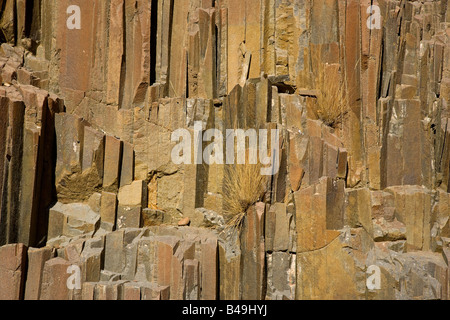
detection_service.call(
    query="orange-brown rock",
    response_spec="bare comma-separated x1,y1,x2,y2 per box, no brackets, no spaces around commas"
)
0,0,449,302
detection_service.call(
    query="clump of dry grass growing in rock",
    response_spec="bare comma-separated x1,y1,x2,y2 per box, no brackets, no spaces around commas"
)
223,160,268,233
312,60,348,128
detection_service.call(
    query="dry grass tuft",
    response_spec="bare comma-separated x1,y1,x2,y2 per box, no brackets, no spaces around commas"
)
223,159,268,233
312,60,348,128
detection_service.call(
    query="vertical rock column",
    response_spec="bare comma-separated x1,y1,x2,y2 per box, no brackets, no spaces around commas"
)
0,93,25,246
240,202,266,300
0,244,28,300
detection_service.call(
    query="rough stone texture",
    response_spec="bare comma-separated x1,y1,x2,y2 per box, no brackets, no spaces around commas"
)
0,0,449,301
39,257,72,300
240,203,265,300
0,244,27,300
47,202,100,242
24,247,54,300
103,135,122,193
100,192,117,231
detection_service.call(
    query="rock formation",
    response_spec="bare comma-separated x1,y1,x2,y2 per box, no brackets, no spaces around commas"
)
0,0,449,300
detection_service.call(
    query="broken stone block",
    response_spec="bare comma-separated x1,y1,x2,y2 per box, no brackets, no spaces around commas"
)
195,9,217,99
55,113,97,201
17,67,37,86
120,141,134,188
103,135,122,192
203,193,224,215
265,205,276,252
345,188,373,237
68,286,82,301
295,178,341,253
80,247,103,283
87,192,102,214
1,64,17,83
154,236,180,294
386,186,432,251
193,208,225,230
47,208,64,243
141,282,170,300
170,239,196,300
308,136,324,185
116,180,146,229
142,208,164,227
135,237,157,283
240,202,265,300
337,148,348,179
24,247,55,300
325,178,345,230
395,84,417,99
81,282,96,300
373,217,407,242
266,252,296,300
118,180,146,207
64,239,85,264
322,142,339,179
0,96,25,246
105,0,124,105
121,0,152,107
47,202,100,242
123,282,141,300
121,229,145,281
55,0,97,94
381,251,449,300
117,206,142,230
295,185,326,252
200,237,218,300
288,132,307,192
184,259,200,300
40,258,72,300
272,203,289,252
95,281,126,300
385,99,432,188
218,234,241,300
104,230,124,274
296,236,362,300
0,244,27,300
82,126,105,179
100,191,117,231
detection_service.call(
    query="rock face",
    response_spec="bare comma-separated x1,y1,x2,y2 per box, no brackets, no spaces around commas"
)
0,0,449,300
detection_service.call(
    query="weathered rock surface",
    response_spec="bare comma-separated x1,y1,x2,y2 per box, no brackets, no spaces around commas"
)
0,0,449,300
